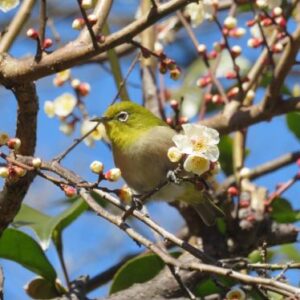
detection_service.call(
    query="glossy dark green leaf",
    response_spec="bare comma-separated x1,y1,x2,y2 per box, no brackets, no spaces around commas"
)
219,135,250,176
0,229,56,282
219,135,234,175
271,198,300,223
110,253,166,294
25,277,64,299
194,277,235,297
13,197,88,249
286,112,300,141
248,249,274,263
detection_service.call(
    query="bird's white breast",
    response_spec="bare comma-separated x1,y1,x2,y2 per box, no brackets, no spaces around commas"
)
113,126,176,194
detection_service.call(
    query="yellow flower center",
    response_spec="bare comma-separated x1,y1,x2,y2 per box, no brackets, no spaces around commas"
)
191,137,207,152
190,156,209,171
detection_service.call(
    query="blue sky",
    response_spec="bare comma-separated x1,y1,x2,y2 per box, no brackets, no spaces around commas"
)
0,1,299,299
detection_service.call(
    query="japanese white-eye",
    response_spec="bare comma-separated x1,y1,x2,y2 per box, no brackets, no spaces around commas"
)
93,101,222,225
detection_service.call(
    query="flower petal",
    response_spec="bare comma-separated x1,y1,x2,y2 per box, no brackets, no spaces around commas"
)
183,155,210,176
172,134,193,153
203,145,220,162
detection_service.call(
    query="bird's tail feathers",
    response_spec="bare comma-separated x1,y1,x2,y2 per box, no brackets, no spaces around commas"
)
191,191,223,226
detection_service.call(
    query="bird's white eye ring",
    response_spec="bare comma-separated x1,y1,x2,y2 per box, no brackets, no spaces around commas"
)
117,111,129,122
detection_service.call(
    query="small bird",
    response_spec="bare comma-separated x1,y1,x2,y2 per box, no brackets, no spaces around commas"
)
93,101,221,225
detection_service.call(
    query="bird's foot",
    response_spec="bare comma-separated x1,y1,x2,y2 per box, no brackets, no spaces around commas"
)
121,195,143,221
167,170,181,185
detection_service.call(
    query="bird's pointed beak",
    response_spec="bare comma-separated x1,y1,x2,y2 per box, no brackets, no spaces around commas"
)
90,116,110,123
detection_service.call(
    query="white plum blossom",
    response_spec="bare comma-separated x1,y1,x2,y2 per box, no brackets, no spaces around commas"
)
226,287,246,300
185,0,215,28
169,124,220,176
53,93,77,117
81,119,104,147
173,124,220,162
183,155,210,176
44,101,55,118
90,160,104,174
0,132,9,145
0,0,19,12
167,147,183,163
59,122,74,136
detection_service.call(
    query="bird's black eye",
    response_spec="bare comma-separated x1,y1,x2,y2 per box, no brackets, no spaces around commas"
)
117,111,129,122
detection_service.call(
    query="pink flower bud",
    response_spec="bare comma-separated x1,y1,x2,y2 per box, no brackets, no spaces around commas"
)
225,71,237,79
78,82,91,96
43,38,53,49
247,38,263,48
63,185,77,197
207,50,218,60
197,44,207,54
227,186,239,196
7,138,21,150
170,99,179,110
87,14,97,25
231,45,242,57
246,19,256,27
105,168,121,181
275,16,286,28
72,18,85,30
26,28,39,39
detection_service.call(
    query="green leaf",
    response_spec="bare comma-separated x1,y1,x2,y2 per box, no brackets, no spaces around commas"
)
110,253,166,294
25,277,65,299
219,135,234,175
286,112,300,141
0,229,56,282
271,198,300,223
248,249,274,263
280,244,300,262
219,135,250,176
194,277,235,297
13,197,88,249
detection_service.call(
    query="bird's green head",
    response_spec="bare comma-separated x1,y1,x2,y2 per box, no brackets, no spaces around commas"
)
96,101,167,149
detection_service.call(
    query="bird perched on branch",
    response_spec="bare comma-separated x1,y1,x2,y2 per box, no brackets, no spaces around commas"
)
92,101,222,225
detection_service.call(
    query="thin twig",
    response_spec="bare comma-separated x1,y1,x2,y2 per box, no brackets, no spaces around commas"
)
111,53,140,104
76,0,99,50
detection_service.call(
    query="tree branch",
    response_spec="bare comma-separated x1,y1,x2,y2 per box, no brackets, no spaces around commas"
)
0,0,36,53
201,97,300,135
0,82,38,234
0,0,194,85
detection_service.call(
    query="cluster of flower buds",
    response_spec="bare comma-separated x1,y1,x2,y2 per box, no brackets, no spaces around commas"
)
197,43,220,61
0,133,21,151
72,14,98,30
71,79,91,97
165,99,189,128
26,28,53,50
90,160,122,182
0,165,27,180
246,6,287,53
72,0,98,32
222,16,247,40
45,68,94,140
158,56,181,81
